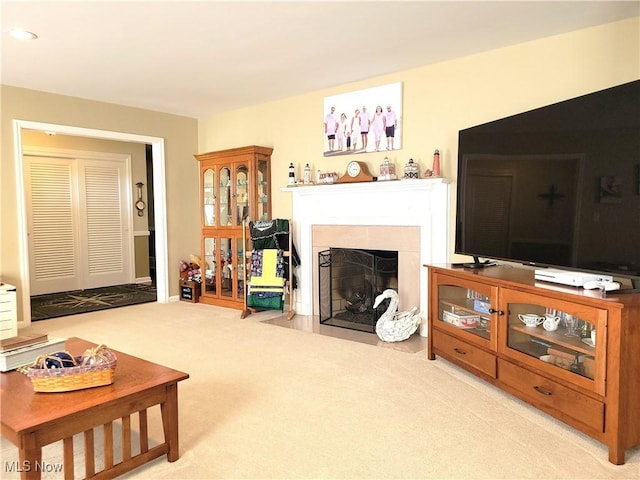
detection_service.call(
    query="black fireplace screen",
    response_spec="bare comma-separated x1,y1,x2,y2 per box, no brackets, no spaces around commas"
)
318,248,398,333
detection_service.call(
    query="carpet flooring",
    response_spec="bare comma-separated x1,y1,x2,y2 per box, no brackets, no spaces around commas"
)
30,284,157,321
3,303,639,479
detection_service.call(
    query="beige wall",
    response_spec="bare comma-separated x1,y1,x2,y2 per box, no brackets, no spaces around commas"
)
134,236,151,279
197,18,640,262
2,18,638,321
1,87,199,319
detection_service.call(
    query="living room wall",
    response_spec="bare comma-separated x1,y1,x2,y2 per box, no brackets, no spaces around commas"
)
2,17,637,323
0,87,198,321
197,17,639,263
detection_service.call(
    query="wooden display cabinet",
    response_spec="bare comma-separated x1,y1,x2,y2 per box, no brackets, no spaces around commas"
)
426,264,640,465
195,146,272,309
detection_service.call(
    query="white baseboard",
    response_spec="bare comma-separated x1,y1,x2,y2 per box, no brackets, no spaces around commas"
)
135,276,152,284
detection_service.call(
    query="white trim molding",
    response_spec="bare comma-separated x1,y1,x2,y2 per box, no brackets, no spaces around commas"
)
13,120,169,326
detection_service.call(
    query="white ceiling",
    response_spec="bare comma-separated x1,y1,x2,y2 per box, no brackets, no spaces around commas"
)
2,1,638,119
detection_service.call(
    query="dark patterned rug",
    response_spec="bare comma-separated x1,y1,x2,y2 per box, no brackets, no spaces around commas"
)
31,284,157,321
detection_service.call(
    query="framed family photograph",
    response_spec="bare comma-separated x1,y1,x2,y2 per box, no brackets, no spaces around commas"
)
323,82,403,157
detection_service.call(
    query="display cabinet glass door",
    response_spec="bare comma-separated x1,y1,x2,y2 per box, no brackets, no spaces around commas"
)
219,236,234,298
236,164,249,225
256,159,270,222
203,168,215,227
203,237,218,295
219,167,232,226
435,278,494,344
216,235,245,301
236,237,246,300
203,235,244,302
500,289,606,394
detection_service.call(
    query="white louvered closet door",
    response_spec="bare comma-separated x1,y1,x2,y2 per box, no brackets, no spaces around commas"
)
26,156,131,295
26,157,80,295
78,159,131,289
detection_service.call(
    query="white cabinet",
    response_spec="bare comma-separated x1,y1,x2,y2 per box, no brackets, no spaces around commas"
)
0,284,18,340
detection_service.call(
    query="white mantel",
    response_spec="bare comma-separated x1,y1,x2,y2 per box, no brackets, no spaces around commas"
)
283,178,450,333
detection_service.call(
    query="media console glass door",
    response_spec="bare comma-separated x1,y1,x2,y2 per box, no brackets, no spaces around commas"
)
498,289,606,396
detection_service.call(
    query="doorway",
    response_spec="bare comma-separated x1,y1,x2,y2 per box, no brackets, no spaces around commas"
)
13,120,169,326
146,144,157,284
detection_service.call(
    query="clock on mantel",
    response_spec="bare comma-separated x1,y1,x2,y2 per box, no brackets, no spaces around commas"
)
337,161,376,183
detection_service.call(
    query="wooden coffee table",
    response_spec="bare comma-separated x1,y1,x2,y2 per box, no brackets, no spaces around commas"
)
1,337,189,479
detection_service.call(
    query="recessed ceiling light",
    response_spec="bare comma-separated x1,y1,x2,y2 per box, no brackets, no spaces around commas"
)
10,29,38,41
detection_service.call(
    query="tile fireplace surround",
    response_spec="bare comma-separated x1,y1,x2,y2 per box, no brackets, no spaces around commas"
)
284,178,449,336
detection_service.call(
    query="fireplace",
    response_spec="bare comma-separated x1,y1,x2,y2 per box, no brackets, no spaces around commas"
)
318,248,398,332
284,178,449,336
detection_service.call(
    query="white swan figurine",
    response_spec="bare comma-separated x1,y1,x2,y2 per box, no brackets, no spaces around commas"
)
373,289,421,342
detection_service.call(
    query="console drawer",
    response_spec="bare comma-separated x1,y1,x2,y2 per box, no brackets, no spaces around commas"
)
0,288,17,339
498,359,604,433
433,331,496,378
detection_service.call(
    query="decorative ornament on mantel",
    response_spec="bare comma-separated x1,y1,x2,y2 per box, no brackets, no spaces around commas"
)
336,161,375,183
288,163,296,185
378,157,396,181
432,149,441,176
403,158,419,179
303,163,311,184
424,149,441,178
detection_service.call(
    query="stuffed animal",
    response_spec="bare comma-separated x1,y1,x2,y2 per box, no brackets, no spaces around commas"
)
179,258,201,281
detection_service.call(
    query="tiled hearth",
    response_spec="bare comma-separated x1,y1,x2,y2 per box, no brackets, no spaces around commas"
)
284,178,449,335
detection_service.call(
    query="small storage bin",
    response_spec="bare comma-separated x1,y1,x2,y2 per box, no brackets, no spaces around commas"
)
442,308,480,329
180,280,200,303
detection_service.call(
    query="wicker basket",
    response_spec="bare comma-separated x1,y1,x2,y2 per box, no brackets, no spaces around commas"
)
26,345,117,393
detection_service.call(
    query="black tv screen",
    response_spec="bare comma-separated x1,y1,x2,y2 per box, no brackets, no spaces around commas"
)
455,80,640,283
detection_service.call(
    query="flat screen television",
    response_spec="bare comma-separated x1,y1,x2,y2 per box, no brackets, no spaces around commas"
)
455,80,640,287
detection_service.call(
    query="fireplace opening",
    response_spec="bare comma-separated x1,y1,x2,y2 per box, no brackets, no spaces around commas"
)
318,248,398,332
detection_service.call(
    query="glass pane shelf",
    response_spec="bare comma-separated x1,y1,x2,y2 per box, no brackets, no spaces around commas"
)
509,324,594,356
507,307,596,381
438,296,491,340
440,298,489,316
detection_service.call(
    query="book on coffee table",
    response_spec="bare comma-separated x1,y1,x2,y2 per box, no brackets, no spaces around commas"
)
0,337,66,372
0,333,48,352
